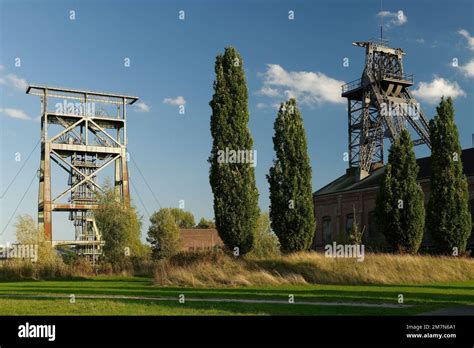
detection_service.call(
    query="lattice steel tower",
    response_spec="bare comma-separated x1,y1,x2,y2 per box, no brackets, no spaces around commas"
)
27,85,138,261
341,40,431,180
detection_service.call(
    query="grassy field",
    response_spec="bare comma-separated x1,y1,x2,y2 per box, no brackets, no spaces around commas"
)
1,253,473,315
0,276,472,315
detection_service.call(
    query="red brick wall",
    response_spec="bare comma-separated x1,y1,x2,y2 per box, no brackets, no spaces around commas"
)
313,175,474,249
179,229,223,251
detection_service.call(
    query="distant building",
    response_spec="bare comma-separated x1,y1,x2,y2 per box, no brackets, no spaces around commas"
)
179,229,223,251
312,148,474,250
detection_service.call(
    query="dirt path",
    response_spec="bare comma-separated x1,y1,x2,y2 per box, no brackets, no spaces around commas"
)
0,293,411,308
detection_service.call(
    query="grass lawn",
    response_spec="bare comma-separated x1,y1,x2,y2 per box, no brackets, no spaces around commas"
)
0,276,472,315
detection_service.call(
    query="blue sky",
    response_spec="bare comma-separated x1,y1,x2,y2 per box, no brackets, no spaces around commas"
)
1,0,473,243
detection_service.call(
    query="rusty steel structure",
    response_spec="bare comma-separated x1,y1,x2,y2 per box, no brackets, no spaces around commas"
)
341,39,431,180
27,85,138,261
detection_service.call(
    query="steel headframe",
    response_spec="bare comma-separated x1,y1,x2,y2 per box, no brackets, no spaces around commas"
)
27,85,138,261
341,40,431,180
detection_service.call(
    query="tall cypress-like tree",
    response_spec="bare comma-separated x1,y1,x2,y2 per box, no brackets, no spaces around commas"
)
375,129,425,253
208,47,259,255
426,97,472,254
267,99,315,253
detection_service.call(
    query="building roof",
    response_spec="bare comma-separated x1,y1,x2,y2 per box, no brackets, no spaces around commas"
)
314,147,474,197
179,228,223,250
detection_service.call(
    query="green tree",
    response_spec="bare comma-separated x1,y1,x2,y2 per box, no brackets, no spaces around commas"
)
375,130,425,253
196,217,216,229
14,214,38,245
14,214,62,264
94,185,145,263
426,97,472,254
267,99,315,253
208,47,260,255
147,209,181,259
248,212,280,258
168,208,195,228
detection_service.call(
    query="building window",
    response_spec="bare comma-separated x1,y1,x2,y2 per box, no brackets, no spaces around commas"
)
368,211,376,239
470,200,474,227
469,200,474,244
346,213,354,234
322,216,332,244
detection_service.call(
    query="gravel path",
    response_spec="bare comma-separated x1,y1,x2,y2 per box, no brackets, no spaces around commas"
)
0,293,411,308
418,305,474,316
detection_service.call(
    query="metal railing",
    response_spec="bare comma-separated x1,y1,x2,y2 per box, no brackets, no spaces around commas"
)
381,72,414,83
341,78,362,93
341,73,414,94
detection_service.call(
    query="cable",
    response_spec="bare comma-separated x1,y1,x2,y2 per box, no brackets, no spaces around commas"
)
129,154,163,209
0,139,40,199
129,176,151,220
1,168,38,236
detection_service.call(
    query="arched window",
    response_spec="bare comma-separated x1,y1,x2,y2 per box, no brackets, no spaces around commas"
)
322,216,332,244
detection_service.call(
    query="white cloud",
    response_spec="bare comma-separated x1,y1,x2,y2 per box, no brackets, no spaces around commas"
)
134,101,150,113
412,77,465,104
258,64,345,107
458,59,474,78
257,86,280,97
256,102,267,109
163,96,186,106
0,65,4,71
458,29,474,50
0,73,28,91
0,108,31,121
415,38,425,44
377,10,407,28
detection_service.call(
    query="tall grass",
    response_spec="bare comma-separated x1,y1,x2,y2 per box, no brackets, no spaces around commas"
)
3,250,473,285
154,251,474,287
0,259,72,281
0,256,156,281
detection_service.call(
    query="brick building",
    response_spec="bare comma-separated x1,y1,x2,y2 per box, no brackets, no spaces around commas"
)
312,148,474,250
179,229,223,251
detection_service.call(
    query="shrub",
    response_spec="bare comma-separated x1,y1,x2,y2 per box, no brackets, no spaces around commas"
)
248,213,280,258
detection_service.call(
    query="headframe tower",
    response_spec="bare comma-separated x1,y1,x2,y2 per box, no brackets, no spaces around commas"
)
27,85,138,261
341,39,431,180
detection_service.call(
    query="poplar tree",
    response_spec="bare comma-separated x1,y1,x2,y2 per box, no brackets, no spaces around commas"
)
208,47,259,255
267,99,315,252
375,129,425,253
426,97,472,254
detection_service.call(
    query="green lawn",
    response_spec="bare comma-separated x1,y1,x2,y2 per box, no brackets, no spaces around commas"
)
0,277,472,315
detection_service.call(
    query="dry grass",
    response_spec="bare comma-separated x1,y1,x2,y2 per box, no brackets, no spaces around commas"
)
0,259,73,281
154,250,474,287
